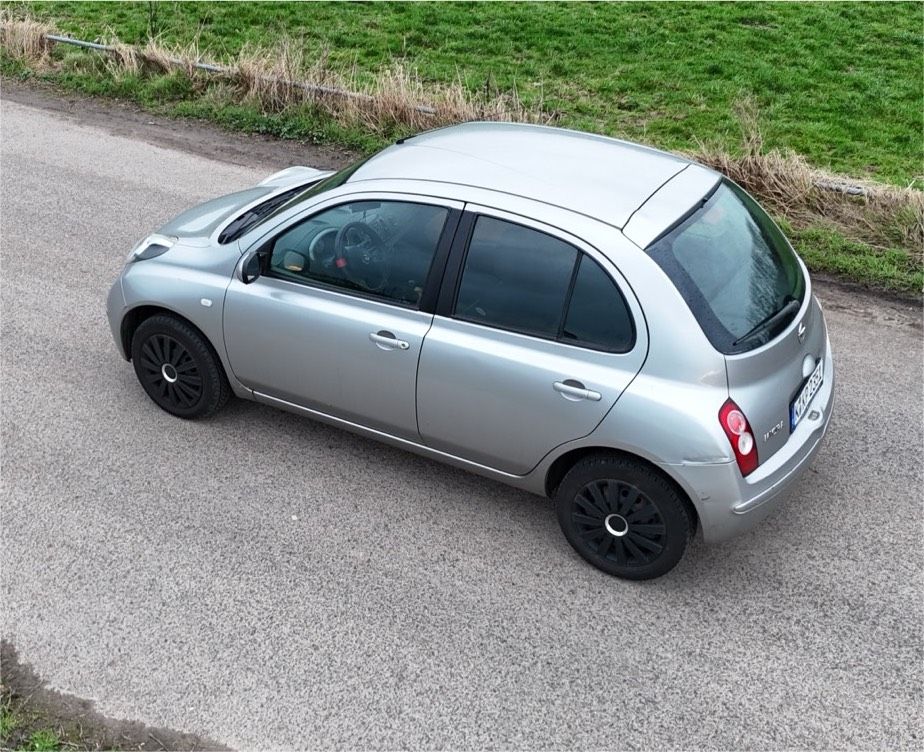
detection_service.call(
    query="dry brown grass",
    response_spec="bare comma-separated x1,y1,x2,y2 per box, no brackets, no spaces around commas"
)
689,99,924,255
1,14,920,261
230,38,551,132
0,14,52,67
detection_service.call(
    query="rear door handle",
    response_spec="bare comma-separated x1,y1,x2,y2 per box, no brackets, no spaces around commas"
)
369,330,410,351
553,380,602,402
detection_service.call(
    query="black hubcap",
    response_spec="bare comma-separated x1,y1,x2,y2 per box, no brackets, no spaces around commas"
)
139,334,202,409
572,479,666,566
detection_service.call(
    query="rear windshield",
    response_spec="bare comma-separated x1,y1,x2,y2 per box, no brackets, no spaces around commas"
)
646,180,805,354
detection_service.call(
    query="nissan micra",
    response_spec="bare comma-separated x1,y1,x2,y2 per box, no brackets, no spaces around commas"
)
107,122,834,579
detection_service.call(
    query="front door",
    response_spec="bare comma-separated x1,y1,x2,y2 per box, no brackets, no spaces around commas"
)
223,196,458,439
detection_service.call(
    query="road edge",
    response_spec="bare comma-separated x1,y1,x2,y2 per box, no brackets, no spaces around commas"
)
2,74,921,317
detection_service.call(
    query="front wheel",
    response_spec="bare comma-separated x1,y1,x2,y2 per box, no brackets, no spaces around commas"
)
131,314,231,419
555,454,692,580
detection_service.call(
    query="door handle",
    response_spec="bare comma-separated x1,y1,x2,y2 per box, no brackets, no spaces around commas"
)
553,380,602,402
369,331,410,351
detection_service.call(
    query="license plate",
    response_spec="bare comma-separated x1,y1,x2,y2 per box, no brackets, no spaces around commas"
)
790,358,824,431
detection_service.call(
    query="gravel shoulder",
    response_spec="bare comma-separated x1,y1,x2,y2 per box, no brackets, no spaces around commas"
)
0,77,355,173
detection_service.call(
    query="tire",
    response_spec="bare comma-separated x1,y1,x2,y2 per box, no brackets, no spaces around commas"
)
130,314,231,419
555,454,692,580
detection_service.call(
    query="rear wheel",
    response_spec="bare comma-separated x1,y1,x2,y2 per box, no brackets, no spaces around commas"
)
131,314,231,419
555,454,692,580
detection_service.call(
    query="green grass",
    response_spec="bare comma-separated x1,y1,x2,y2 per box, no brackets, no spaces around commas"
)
1,690,61,752
1,694,19,740
13,1,924,186
23,729,61,752
788,226,923,293
2,2,921,294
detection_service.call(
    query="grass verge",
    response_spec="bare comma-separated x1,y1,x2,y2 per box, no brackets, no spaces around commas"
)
12,0,923,186
2,683,68,752
1,8,921,294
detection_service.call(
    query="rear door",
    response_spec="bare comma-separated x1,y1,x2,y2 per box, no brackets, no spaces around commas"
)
417,208,647,475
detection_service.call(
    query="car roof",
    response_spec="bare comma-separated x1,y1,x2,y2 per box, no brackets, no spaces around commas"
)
346,122,692,228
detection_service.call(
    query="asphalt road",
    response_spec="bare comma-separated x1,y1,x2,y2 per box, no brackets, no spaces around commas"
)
1,91,922,750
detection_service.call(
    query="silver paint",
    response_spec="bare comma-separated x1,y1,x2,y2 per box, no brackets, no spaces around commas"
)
106,122,834,550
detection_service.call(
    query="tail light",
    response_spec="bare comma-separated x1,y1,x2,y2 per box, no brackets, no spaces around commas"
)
719,399,759,476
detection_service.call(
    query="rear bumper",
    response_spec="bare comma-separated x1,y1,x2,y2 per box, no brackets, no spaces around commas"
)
666,336,835,543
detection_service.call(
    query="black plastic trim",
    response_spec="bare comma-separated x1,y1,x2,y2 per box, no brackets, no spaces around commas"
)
556,255,583,339
435,211,476,317
418,208,462,314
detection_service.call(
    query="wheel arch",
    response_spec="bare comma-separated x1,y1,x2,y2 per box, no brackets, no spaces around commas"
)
121,304,180,360
544,446,700,532
121,305,220,367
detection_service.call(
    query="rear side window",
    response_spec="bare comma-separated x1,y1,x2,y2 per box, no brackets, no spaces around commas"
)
562,256,634,352
454,216,635,352
455,217,577,337
646,180,805,354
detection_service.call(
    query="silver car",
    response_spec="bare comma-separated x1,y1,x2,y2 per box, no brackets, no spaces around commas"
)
107,123,834,579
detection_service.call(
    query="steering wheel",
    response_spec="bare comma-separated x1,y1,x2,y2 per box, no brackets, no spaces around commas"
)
334,221,388,292
308,226,338,263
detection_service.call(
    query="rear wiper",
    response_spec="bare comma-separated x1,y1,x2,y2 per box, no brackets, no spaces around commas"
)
732,297,800,347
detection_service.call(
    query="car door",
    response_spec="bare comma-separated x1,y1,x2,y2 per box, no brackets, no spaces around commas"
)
223,194,462,439
416,208,647,475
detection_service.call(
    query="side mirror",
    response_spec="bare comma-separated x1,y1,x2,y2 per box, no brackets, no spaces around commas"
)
241,251,262,284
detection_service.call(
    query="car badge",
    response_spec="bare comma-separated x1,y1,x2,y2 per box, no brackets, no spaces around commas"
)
797,321,807,343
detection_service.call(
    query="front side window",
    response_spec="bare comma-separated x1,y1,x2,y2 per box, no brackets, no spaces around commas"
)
268,200,449,307
454,216,635,352
646,180,806,354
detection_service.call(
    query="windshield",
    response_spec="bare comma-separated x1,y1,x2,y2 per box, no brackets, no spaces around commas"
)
646,180,805,354
239,156,372,241
217,184,307,244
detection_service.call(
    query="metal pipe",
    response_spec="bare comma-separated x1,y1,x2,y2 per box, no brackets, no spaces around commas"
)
42,33,437,116
37,33,888,186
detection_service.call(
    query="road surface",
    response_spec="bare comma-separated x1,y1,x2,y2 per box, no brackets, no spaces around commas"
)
1,88,922,750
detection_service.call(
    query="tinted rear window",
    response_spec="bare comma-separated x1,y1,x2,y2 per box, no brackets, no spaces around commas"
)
454,216,635,352
455,217,577,337
646,180,805,354
562,256,634,352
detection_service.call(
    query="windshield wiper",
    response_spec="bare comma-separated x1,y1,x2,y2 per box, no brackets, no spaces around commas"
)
732,297,800,348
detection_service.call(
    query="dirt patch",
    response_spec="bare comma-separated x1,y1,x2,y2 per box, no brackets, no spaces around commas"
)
0,76,356,173
1,640,229,751
813,275,922,331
